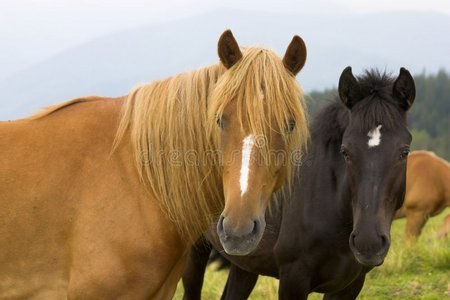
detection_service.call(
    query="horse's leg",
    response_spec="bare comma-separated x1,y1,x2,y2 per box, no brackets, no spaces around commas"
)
278,262,310,300
405,209,428,241
220,265,259,300
182,237,212,300
322,273,366,300
152,252,189,300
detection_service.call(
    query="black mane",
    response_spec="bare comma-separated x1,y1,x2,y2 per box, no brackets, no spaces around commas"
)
310,101,349,145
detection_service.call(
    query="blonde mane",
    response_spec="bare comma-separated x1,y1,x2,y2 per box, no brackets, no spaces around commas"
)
114,47,308,243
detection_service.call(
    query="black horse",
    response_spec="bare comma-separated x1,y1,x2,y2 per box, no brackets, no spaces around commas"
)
182,66,416,300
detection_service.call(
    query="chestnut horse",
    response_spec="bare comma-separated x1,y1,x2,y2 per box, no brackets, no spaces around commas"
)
395,151,450,240
182,67,416,300
0,30,309,299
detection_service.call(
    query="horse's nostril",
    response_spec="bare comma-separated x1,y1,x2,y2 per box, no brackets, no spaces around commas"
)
252,220,259,235
380,234,388,249
350,232,356,248
217,215,224,233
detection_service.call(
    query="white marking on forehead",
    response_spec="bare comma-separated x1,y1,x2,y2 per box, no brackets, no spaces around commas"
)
367,125,382,148
240,135,255,197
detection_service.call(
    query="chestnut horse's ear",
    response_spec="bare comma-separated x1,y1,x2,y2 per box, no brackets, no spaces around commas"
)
282,35,307,76
218,30,243,69
393,67,415,111
338,66,361,109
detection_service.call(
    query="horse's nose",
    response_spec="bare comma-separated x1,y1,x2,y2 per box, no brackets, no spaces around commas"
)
217,214,260,238
350,232,389,254
216,214,265,256
349,231,390,266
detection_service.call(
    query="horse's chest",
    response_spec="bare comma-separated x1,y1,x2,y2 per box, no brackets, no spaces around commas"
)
0,272,68,299
311,253,363,293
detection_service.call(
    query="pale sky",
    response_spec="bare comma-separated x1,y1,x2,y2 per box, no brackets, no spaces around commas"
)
1,0,449,79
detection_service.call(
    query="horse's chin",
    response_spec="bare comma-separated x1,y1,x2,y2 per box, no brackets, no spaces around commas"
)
218,233,263,256
352,251,386,267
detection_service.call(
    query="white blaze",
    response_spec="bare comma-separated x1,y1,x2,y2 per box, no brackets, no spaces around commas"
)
367,125,382,148
240,135,255,196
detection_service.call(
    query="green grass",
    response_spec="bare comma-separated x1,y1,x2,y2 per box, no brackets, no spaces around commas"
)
174,208,450,299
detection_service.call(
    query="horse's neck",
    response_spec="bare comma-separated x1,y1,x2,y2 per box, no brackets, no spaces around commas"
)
283,136,352,229
319,141,353,223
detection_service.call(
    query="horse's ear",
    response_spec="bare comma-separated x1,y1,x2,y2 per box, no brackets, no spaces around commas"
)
393,67,415,111
282,35,307,76
338,66,361,109
218,30,243,69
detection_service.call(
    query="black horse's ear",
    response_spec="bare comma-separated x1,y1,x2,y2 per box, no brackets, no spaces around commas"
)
338,66,361,109
218,30,243,69
393,67,415,111
283,35,307,76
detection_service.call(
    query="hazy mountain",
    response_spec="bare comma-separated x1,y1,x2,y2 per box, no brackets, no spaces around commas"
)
1,9,449,120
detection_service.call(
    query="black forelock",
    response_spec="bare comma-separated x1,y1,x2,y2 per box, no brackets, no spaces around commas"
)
352,69,406,132
311,69,407,144
356,69,395,100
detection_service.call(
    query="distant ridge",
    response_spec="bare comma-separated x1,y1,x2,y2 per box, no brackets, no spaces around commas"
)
1,9,449,120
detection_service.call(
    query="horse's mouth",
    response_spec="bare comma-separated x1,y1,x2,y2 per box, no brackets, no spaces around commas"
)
353,251,386,267
218,232,262,256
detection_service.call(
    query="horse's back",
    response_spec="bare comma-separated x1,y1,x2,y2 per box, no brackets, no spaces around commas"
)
404,151,449,214
0,97,125,210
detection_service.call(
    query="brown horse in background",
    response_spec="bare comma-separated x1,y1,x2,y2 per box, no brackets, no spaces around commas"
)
0,30,309,299
395,151,450,240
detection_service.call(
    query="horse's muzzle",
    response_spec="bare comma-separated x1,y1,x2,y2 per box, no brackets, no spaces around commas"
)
216,214,265,256
349,232,390,267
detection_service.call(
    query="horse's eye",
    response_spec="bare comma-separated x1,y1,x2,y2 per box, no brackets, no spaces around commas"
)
340,146,350,161
400,146,410,160
286,118,296,133
216,115,224,129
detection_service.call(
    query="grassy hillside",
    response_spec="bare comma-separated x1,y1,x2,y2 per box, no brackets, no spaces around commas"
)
174,208,450,299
